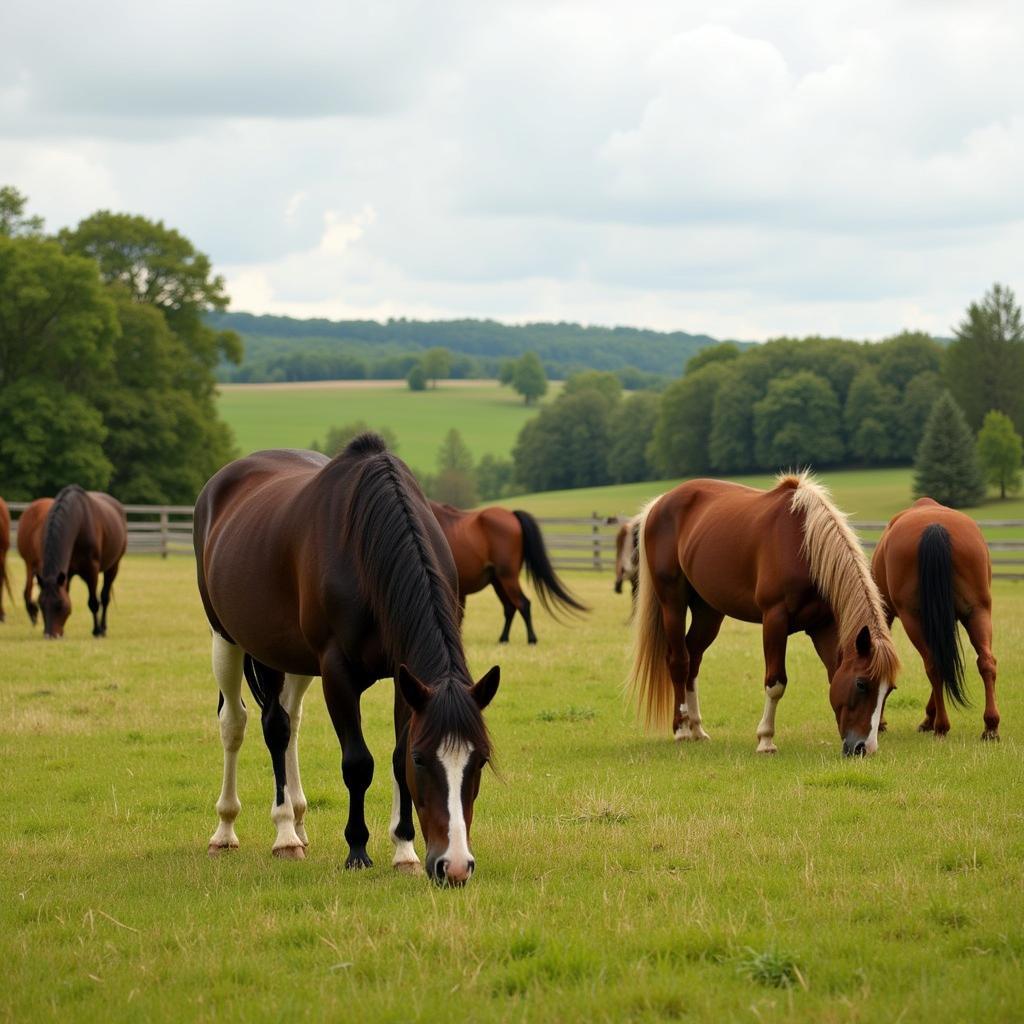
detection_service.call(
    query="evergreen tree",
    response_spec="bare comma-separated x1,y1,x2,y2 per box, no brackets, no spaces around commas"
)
913,392,985,507
976,410,1023,499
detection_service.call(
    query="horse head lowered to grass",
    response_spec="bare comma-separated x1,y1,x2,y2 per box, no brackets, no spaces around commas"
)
194,436,500,885
628,471,900,756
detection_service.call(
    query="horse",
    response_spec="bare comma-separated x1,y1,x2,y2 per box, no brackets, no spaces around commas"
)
613,515,640,597
35,486,127,638
628,472,901,756
0,497,11,621
15,497,52,626
429,501,586,644
871,498,999,741
194,436,500,886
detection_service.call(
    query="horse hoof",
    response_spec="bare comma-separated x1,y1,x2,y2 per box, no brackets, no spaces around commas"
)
981,730,1000,742
528,638,537,645
208,842,239,857
273,845,306,861
394,860,424,876
346,852,373,870
917,721,935,733
756,742,778,755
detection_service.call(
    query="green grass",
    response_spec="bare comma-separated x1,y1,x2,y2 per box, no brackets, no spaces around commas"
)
2,555,1023,1022
217,380,561,473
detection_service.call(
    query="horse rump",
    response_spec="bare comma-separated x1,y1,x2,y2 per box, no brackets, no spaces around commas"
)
918,523,968,707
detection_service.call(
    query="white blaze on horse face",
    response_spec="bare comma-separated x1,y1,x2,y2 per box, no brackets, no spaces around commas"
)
865,683,889,755
438,739,474,875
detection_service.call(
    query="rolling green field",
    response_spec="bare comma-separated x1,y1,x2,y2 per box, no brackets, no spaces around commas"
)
217,380,562,474
3,555,1022,1023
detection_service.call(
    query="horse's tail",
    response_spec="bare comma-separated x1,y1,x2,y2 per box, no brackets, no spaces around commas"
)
512,510,588,616
627,498,673,731
241,653,282,711
918,523,969,708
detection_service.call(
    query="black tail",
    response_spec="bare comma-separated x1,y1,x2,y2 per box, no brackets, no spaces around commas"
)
513,510,588,617
918,524,968,708
242,653,283,710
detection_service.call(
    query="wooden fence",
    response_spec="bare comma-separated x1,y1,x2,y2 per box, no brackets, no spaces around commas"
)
7,504,1024,579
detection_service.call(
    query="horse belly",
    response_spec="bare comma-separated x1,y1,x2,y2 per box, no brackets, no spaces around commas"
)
679,529,763,623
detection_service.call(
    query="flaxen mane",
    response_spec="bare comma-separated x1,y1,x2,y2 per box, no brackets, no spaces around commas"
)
783,471,900,680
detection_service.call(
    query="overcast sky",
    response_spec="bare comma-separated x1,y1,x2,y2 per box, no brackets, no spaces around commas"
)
3,0,1022,340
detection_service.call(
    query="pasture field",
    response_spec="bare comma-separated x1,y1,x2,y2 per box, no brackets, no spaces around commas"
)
217,380,562,473
2,555,1023,1023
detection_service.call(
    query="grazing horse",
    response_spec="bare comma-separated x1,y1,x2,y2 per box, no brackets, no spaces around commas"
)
195,437,500,885
0,497,11,621
429,501,586,644
613,515,640,597
628,472,900,756
16,498,52,626
36,486,127,638
871,498,999,741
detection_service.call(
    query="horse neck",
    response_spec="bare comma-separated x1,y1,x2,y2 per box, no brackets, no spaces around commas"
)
42,491,90,577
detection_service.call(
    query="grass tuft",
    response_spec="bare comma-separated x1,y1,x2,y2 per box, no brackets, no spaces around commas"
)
536,705,596,722
733,946,808,990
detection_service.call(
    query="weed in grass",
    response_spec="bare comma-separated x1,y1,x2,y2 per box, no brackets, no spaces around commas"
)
733,946,808,990
563,798,632,824
536,705,596,723
941,849,984,873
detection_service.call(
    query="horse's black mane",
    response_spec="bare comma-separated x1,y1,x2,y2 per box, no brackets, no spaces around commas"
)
42,485,88,577
340,434,491,757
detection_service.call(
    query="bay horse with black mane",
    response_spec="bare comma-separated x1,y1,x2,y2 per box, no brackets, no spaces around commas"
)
629,472,900,756
195,436,500,886
429,501,586,644
34,486,127,638
872,498,999,741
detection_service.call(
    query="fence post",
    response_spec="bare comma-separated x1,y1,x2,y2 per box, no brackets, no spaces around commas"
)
592,510,601,571
160,509,169,559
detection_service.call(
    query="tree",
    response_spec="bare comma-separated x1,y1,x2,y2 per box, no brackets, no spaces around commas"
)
843,367,899,463
511,351,548,405
607,392,659,483
513,391,611,491
945,283,1024,433
709,362,761,472
425,428,477,507
753,371,845,469
476,454,516,500
875,331,943,390
976,410,1023,499
406,363,427,390
649,362,729,476
913,392,985,508
895,371,945,462
312,420,399,457
562,370,622,408
0,185,45,238
420,347,452,388
498,359,516,386
684,342,740,375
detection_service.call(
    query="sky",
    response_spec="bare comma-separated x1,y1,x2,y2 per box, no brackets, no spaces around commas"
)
2,0,1022,341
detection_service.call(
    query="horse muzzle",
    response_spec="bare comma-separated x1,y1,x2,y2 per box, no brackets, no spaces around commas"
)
842,733,868,757
427,853,475,887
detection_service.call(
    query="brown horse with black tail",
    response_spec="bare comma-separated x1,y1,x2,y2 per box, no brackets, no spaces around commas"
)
195,437,500,885
16,497,52,625
35,486,127,638
430,501,587,643
629,472,900,756
872,498,999,741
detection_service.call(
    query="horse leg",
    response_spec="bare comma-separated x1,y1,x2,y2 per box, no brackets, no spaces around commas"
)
23,566,38,626
390,681,422,874
322,651,375,869
756,605,790,754
655,581,691,739
97,561,119,636
209,634,247,854
963,608,999,741
280,673,314,846
491,579,516,643
499,571,538,644
679,598,724,742
82,565,102,636
900,612,951,737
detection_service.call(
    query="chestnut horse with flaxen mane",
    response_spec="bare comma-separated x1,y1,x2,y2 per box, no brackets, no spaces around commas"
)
34,486,126,638
429,501,586,644
628,472,900,756
195,437,500,886
872,498,999,741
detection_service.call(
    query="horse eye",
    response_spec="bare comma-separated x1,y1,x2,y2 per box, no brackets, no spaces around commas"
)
855,679,869,695
411,751,424,767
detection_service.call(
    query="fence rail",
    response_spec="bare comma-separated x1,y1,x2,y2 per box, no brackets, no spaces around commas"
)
7,503,1024,579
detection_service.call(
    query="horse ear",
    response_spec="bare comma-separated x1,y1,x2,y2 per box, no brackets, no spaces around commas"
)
856,626,872,658
397,664,430,713
471,666,500,710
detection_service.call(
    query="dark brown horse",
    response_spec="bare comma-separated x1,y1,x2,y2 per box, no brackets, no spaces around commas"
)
872,498,999,741
0,497,11,621
16,497,52,626
429,501,586,644
613,515,640,597
195,437,500,885
36,486,127,638
628,472,901,756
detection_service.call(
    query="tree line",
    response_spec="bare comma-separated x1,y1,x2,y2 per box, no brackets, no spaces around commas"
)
0,187,241,503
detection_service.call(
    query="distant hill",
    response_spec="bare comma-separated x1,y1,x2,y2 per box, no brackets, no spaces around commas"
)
209,311,747,383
